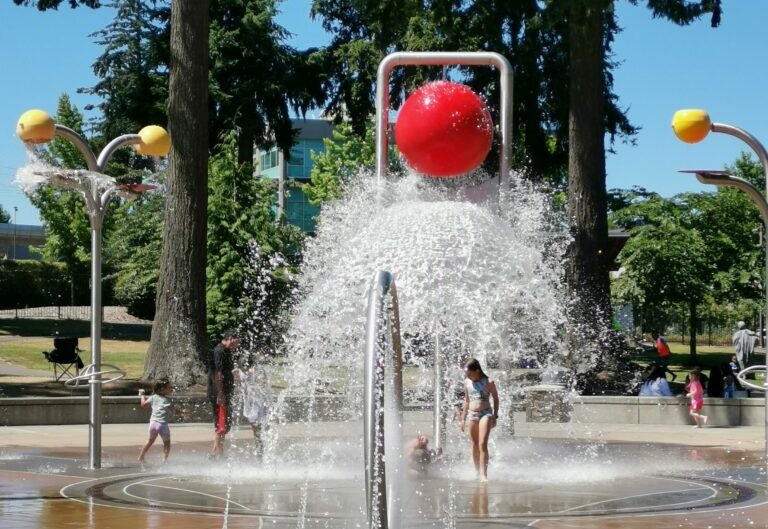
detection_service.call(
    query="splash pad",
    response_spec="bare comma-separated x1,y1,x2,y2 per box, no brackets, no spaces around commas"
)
3,53,767,529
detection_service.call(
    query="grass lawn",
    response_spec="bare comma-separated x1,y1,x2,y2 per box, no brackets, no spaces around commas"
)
0,338,148,379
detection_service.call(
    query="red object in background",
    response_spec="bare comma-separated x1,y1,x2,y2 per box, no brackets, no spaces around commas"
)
394,80,493,177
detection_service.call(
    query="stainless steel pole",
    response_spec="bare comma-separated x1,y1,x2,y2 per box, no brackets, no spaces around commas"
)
363,271,404,529
89,215,102,469
433,332,446,453
711,123,768,476
693,171,768,478
51,125,141,470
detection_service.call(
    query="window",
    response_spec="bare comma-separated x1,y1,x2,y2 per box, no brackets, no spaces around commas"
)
288,146,304,166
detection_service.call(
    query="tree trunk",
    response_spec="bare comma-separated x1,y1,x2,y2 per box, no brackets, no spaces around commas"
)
689,300,698,364
566,1,613,342
145,0,210,385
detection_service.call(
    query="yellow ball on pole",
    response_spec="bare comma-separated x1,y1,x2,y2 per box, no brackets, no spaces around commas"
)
135,125,170,156
16,109,55,144
672,109,712,144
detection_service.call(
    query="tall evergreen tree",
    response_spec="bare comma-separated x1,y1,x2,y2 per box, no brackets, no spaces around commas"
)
206,132,302,339
145,0,210,384
209,0,327,164
565,0,721,347
80,0,169,150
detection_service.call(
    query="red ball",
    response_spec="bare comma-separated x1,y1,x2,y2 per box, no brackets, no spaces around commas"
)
394,81,493,178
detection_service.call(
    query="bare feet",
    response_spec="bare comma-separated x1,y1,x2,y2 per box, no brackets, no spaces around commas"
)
479,476,488,483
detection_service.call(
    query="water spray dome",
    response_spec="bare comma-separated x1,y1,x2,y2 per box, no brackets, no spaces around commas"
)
16,109,55,144
395,80,493,177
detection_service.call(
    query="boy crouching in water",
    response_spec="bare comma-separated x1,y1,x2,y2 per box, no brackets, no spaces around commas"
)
138,378,175,464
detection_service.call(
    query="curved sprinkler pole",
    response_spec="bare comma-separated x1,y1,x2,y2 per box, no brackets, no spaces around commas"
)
364,271,404,529
682,170,768,480
17,110,164,469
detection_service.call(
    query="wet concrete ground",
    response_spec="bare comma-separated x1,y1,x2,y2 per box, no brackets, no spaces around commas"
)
1,421,767,528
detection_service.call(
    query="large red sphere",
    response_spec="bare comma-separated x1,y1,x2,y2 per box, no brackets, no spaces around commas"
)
394,81,493,177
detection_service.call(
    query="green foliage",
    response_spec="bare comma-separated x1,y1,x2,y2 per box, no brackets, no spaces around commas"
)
13,0,101,8
610,154,765,335
105,180,165,319
0,205,10,223
0,260,89,309
80,0,169,166
209,0,327,160
206,132,303,340
302,122,375,204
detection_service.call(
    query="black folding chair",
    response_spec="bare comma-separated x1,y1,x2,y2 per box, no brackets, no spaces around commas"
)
42,336,85,381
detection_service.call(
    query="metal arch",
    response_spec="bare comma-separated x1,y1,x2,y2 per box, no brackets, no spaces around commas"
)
375,51,513,186
363,270,403,529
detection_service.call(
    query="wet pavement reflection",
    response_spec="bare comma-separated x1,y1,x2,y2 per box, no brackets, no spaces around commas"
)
1,441,766,528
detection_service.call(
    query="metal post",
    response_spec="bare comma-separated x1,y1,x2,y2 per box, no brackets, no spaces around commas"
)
433,332,447,453
12,206,17,260
89,217,102,469
364,270,403,529
710,123,768,478
688,171,768,479
375,51,513,186
49,124,142,470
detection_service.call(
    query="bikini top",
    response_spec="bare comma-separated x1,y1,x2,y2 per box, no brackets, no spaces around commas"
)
465,377,492,403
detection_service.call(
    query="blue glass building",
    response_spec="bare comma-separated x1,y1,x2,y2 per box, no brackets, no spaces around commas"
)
255,119,334,234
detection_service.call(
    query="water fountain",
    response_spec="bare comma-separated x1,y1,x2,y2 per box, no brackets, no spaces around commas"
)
15,109,170,469
3,53,767,529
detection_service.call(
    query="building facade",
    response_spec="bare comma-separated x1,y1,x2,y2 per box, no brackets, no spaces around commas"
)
256,119,334,234
0,223,46,260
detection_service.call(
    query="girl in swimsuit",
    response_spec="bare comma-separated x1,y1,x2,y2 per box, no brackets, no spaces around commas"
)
459,358,499,482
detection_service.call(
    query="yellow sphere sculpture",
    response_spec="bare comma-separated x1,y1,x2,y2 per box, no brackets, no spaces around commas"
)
672,109,712,144
135,125,170,156
17,109,55,144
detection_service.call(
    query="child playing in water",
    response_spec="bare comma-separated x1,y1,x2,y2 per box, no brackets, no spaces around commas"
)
686,370,707,428
138,378,175,463
459,358,500,482
233,357,273,458
405,434,442,478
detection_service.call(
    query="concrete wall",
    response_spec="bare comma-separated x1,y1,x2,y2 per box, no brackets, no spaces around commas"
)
570,396,762,427
0,394,355,427
0,394,763,427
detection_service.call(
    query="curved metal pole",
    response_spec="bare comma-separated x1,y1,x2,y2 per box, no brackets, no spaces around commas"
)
50,125,139,470
96,134,142,170
364,270,403,529
376,51,513,187
693,171,768,475
54,125,98,171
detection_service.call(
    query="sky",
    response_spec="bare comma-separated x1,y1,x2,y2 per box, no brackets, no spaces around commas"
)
1,1,767,226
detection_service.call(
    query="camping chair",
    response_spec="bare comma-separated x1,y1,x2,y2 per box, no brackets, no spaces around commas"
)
42,336,85,381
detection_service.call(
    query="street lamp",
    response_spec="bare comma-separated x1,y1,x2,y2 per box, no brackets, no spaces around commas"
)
12,206,17,260
16,109,170,469
672,109,768,478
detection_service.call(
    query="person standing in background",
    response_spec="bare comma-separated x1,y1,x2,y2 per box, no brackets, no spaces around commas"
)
732,321,757,368
651,332,676,380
